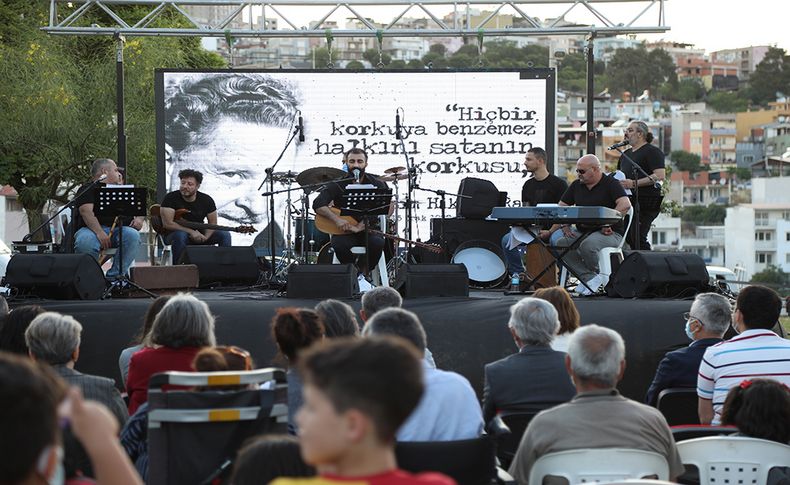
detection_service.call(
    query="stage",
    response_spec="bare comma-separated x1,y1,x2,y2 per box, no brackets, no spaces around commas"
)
25,290,695,402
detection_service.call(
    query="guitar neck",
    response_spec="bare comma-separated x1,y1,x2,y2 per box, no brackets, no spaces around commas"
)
368,229,443,253
177,220,238,233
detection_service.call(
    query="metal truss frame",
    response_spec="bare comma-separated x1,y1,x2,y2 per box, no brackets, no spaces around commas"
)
45,0,668,38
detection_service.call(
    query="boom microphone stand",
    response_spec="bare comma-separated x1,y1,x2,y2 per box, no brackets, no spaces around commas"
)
394,108,416,246
612,145,660,251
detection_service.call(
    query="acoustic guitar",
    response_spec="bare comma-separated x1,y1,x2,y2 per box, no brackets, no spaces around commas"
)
149,204,257,237
315,207,443,254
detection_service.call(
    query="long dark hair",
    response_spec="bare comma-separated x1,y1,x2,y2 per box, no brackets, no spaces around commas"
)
721,379,790,444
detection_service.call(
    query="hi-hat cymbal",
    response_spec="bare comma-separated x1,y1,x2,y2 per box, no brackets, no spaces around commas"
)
271,170,299,183
297,166,347,187
384,166,407,175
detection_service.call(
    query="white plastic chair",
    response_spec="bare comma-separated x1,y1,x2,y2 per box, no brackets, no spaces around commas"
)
331,214,389,288
597,205,635,288
528,448,670,484
677,436,790,485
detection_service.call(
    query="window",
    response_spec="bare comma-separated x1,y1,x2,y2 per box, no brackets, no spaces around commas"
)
690,121,703,130
782,211,790,220
710,247,719,258
787,253,790,264
787,232,790,241
5,198,22,212
755,253,773,264
744,155,754,164
651,232,667,245
755,211,769,226
755,231,773,241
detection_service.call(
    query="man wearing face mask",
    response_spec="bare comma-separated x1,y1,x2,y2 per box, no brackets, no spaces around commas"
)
313,148,391,286
645,293,730,407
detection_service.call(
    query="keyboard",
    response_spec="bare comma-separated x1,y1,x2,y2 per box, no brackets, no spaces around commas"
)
488,206,622,226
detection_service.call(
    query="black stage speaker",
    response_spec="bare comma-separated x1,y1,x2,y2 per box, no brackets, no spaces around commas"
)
178,246,259,287
430,218,509,255
287,264,358,299
400,264,469,298
456,178,500,219
5,254,105,300
609,251,709,298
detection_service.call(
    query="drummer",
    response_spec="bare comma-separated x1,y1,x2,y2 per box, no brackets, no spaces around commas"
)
313,148,391,288
500,147,568,277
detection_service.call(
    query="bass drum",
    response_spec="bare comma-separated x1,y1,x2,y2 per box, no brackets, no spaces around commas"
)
316,242,336,264
451,239,507,289
294,217,330,255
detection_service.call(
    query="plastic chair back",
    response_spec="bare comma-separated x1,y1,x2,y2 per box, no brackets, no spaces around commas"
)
677,436,790,485
529,448,670,484
396,435,497,485
656,387,699,426
496,412,538,469
670,425,737,443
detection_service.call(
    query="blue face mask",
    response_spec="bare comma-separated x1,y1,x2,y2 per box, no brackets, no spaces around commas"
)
684,319,695,340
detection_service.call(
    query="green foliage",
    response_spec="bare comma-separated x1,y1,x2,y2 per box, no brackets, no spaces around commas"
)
428,44,447,56
313,47,337,68
750,264,789,287
707,91,750,113
345,60,365,70
680,205,727,224
388,59,407,69
607,46,677,98
421,51,448,69
675,78,706,103
477,41,549,69
748,47,790,106
406,59,424,69
670,150,705,173
727,166,752,181
362,48,391,66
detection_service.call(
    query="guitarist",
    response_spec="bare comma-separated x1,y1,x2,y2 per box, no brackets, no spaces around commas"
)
313,148,391,286
159,169,231,263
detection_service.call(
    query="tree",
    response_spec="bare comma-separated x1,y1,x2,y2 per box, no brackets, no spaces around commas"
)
680,205,727,224
345,60,364,69
748,47,790,106
750,264,789,287
388,59,406,69
428,43,447,57
707,91,750,113
313,47,336,68
406,58,424,69
607,46,677,98
670,150,705,173
421,52,448,69
675,78,706,103
362,48,391,67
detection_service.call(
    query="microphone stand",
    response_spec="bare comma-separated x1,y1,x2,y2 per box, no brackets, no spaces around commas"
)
257,119,302,286
394,108,415,249
412,185,471,258
613,146,657,251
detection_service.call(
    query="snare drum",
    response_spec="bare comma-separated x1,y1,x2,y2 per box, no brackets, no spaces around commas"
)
451,239,507,289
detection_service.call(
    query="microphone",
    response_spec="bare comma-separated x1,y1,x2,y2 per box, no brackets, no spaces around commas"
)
352,168,361,184
395,108,402,140
297,112,305,143
98,174,108,182
608,140,629,150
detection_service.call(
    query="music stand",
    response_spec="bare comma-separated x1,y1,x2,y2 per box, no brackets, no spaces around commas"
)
94,186,157,298
340,187,392,279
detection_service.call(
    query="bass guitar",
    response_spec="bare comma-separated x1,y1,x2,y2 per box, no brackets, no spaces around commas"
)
149,204,257,237
315,207,443,254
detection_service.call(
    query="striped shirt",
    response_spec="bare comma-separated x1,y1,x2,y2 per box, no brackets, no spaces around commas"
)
697,328,790,424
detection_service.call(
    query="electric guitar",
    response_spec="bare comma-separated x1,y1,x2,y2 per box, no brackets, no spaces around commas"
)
315,207,443,254
149,204,257,237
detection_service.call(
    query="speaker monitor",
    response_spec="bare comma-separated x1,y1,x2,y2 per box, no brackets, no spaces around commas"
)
455,178,500,219
401,264,469,298
610,251,709,298
5,254,106,300
178,246,259,287
286,264,358,299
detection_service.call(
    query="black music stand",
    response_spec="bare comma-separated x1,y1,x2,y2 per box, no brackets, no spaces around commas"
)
340,187,392,279
94,186,157,298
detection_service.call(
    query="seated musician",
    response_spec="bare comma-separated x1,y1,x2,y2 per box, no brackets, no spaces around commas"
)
159,169,231,263
73,158,143,278
500,147,568,278
313,148,390,287
551,155,631,295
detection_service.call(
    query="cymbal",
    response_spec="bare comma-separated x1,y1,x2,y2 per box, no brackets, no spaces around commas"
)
379,171,409,182
271,170,299,183
297,166,347,187
384,166,407,175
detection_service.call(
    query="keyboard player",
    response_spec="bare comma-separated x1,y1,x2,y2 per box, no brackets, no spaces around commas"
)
551,155,631,295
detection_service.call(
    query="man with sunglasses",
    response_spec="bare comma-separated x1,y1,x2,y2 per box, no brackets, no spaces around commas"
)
550,155,631,295
645,293,730,406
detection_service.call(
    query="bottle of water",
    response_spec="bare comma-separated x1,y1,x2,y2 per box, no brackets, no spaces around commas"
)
307,240,318,264
510,273,520,292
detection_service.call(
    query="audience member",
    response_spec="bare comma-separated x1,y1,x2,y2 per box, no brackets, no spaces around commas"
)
359,286,403,323
0,295,8,316
229,435,315,484
271,307,325,434
508,324,684,483
315,299,360,337
363,307,483,442
533,287,580,352
0,352,142,485
482,298,575,425
118,295,170,386
0,304,46,355
645,292,730,406
698,285,790,424
121,345,254,481
25,311,128,426
270,337,455,485
126,293,216,414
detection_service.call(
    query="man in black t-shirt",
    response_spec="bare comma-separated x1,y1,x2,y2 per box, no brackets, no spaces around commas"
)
552,155,631,295
73,158,143,278
159,169,231,263
313,148,391,284
500,147,568,276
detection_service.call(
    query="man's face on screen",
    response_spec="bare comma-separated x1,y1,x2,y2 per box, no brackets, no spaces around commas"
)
170,119,295,229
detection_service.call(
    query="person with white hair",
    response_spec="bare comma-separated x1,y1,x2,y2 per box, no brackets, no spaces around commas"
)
25,311,128,426
481,298,575,425
508,324,684,483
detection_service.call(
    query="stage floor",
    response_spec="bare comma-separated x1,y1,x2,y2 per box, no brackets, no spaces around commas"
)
20,289,696,402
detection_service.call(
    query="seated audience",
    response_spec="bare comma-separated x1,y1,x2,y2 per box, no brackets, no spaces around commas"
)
25,311,128,426
363,307,483,442
126,293,216,414
271,307,325,434
0,304,45,355
315,299,360,337
533,287,580,352
121,345,254,481
118,295,170,386
508,324,684,483
0,294,8,316
645,292,730,406
229,435,315,484
0,352,142,485
698,285,790,425
270,337,455,485
482,298,575,424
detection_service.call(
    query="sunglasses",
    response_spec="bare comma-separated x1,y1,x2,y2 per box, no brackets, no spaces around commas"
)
576,169,587,174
